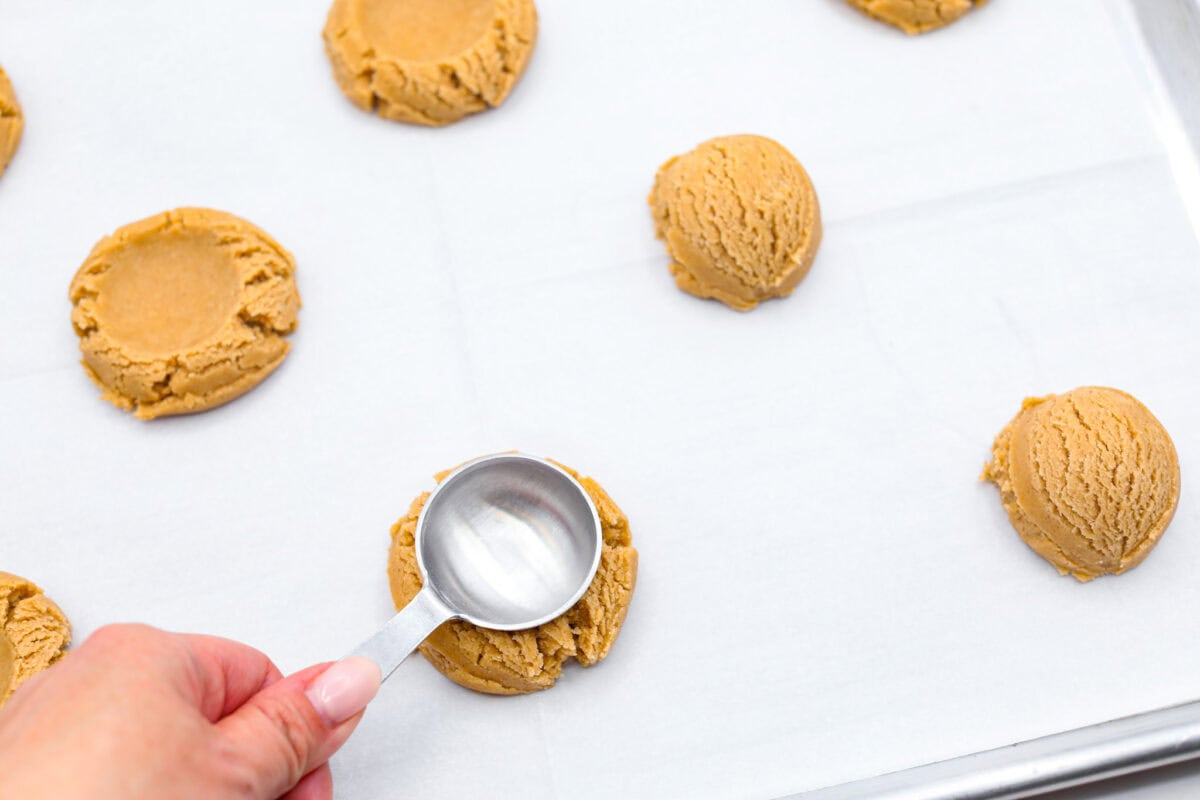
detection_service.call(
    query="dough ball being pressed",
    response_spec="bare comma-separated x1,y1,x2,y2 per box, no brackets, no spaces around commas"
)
650,134,822,311
69,208,301,420
846,0,987,35
323,0,538,126
1,572,71,707
388,460,638,694
983,387,1180,581
0,66,22,178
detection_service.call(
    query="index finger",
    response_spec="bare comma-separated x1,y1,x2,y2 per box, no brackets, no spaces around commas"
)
176,633,285,722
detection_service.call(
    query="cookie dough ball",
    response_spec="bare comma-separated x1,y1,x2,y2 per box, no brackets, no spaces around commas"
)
1,572,70,707
323,0,538,126
69,208,301,420
846,0,987,35
650,135,822,311
389,460,638,694
983,387,1180,581
0,66,22,178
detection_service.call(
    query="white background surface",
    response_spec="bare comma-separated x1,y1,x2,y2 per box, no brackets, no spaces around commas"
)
2,1,1200,798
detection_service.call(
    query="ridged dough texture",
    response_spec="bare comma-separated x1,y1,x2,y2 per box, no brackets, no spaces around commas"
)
650,134,822,311
388,460,638,694
69,208,301,420
0,65,22,178
323,0,538,126
846,0,988,35
983,387,1180,581
0,572,71,708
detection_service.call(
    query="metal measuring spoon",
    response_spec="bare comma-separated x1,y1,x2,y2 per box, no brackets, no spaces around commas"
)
350,453,603,681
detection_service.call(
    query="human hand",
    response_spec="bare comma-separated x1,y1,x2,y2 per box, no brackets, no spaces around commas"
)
0,623,381,800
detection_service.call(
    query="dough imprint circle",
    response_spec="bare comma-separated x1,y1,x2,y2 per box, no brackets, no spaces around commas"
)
650,134,822,311
69,208,301,419
0,66,23,178
1,572,71,708
323,0,538,126
388,459,638,694
983,386,1180,581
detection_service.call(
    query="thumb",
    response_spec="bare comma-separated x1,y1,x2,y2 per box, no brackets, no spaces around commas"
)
218,657,381,799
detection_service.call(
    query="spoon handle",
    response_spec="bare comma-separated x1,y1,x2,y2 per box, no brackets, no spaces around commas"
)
348,587,455,681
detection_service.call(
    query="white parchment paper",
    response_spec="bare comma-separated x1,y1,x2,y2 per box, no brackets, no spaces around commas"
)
1,1,1198,798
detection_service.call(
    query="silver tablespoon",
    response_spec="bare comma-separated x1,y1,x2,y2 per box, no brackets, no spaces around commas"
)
349,453,602,681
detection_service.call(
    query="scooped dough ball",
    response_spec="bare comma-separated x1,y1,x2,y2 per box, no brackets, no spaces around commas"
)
983,387,1180,581
846,0,988,35
649,134,822,311
69,208,301,419
1,572,71,707
323,0,538,126
0,66,22,178
388,460,638,694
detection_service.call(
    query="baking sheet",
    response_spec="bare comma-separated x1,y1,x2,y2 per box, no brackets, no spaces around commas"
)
2,1,1199,798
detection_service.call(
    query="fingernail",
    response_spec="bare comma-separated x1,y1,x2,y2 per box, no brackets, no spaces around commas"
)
305,657,382,726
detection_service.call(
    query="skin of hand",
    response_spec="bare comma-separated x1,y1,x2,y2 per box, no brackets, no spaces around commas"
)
0,624,382,800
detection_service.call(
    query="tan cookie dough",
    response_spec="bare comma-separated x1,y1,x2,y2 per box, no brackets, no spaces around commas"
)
983,387,1180,581
650,134,822,311
846,0,988,35
323,0,538,126
389,460,638,694
69,208,301,420
1,572,70,707
0,66,22,178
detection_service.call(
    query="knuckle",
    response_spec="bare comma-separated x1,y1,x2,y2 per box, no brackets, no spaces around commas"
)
210,736,260,800
256,698,315,785
85,623,138,650
85,623,176,662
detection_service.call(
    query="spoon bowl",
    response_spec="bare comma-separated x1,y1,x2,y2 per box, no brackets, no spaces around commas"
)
416,454,602,629
350,453,602,681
